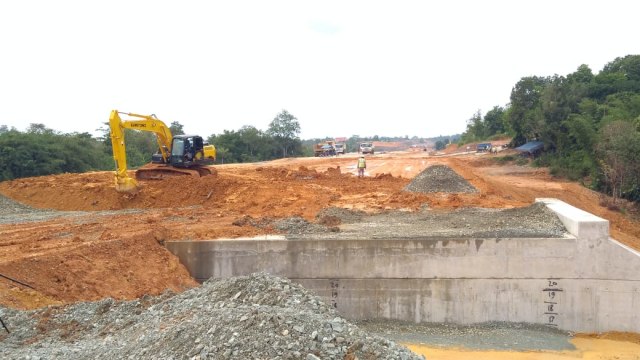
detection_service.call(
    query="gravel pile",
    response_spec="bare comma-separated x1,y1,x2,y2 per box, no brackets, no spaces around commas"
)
0,273,422,360
358,320,575,352
0,193,36,215
316,207,366,224
232,215,338,234
404,165,477,193
274,217,338,234
0,193,143,225
0,193,69,224
289,203,567,240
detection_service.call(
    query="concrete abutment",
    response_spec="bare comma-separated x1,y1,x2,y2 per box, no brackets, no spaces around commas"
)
166,199,640,333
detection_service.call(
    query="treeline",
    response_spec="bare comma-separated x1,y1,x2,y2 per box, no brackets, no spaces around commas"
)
460,55,640,203
207,110,303,163
0,110,304,181
0,124,113,180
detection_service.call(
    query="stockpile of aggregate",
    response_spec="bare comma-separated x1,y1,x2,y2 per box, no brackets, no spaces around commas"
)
0,193,142,225
289,203,567,240
0,193,64,224
0,273,422,360
404,165,477,193
232,215,338,234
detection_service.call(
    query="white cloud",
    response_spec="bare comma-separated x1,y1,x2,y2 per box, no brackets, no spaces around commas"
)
0,0,638,139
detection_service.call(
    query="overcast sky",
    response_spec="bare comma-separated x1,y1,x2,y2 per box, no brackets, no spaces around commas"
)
0,1,638,139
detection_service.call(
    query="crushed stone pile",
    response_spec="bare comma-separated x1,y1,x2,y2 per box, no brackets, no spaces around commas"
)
316,207,366,224
0,193,69,224
0,193,142,225
273,216,334,234
404,165,477,193
0,193,37,215
289,203,567,240
232,215,339,234
0,273,423,360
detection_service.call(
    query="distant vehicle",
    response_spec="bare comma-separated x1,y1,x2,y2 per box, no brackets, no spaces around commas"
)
314,141,336,157
477,143,492,152
334,143,345,155
359,142,374,154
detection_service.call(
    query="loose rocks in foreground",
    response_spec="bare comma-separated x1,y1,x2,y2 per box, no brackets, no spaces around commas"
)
0,273,423,360
404,165,477,193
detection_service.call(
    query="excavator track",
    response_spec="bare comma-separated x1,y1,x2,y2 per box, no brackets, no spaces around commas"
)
135,163,217,180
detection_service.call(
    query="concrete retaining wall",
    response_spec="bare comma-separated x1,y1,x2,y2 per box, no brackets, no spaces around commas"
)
166,199,640,332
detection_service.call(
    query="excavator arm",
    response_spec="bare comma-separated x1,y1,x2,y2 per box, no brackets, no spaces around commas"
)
109,110,174,193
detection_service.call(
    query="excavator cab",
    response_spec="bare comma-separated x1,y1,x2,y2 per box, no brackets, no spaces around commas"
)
149,135,215,167
170,135,208,167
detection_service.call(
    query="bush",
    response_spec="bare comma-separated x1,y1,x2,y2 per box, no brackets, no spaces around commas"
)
492,154,516,164
548,150,596,181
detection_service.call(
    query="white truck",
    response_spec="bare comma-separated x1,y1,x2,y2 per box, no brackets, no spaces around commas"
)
358,142,374,154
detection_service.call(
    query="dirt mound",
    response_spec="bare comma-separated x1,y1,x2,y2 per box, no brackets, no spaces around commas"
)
325,166,341,176
404,165,477,194
374,173,395,180
316,207,366,224
0,273,422,360
0,224,197,305
274,217,338,234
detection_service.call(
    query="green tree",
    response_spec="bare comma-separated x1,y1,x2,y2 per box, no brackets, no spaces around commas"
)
0,126,112,180
267,110,301,157
169,121,185,135
507,76,548,145
215,146,231,164
208,130,242,163
237,125,272,161
567,64,594,84
597,120,640,203
483,106,506,135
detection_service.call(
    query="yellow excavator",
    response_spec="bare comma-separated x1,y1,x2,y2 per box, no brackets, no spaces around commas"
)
109,110,216,193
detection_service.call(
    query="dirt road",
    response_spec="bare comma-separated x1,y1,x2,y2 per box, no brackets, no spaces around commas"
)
0,151,638,310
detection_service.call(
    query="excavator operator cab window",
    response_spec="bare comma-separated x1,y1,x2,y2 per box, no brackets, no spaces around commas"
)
171,138,185,157
184,138,195,161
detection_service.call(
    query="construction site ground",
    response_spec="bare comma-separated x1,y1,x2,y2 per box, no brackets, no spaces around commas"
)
1,149,639,358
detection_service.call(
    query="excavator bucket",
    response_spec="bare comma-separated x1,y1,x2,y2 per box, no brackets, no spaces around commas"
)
115,176,139,193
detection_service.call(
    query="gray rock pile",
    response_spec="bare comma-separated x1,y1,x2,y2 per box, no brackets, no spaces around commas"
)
316,207,366,224
273,217,335,234
0,193,142,225
288,203,567,240
0,193,67,224
232,215,338,234
0,273,423,360
404,165,477,193
0,193,35,215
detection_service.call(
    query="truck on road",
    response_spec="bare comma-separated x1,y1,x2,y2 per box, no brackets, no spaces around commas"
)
358,142,374,155
313,141,336,157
